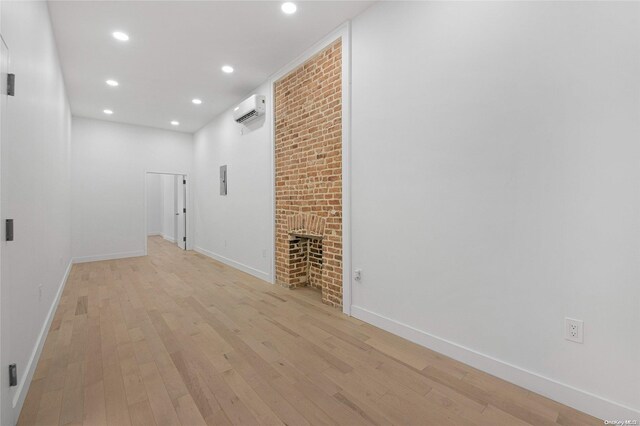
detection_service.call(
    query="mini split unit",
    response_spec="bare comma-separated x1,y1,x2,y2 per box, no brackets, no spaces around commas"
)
233,94,266,124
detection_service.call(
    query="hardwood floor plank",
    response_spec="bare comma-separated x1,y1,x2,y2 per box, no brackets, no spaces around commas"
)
100,305,132,426
34,388,63,426
221,369,284,426
59,362,84,425
17,378,46,426
223,350,311,426
127,399,157,426
175,394,208,426
83,380,107,426
137,361,181,426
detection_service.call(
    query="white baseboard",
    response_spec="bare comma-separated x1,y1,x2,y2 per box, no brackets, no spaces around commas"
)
350,305,639,421
147,232,161,236
12,260,72,415
162,234,175,243
194,246,271,282
72,250,145,263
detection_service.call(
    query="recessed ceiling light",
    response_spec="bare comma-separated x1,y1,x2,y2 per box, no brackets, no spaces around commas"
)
221,65,234,74
192,98,202,105
112,31,129,42
281,2,297,14
171,121,180,126
103,109,113,115
106,79,119,87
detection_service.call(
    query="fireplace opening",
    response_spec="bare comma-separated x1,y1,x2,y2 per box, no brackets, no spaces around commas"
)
287,233,323,290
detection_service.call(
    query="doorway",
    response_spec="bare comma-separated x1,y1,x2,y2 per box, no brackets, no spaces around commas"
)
145,172,187,252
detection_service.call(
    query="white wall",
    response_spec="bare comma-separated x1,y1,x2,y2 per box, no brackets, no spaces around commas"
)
71,117,192,262
0,1,72,424
350,1,640,419
147,173,179,241
192,83,272,281
161,174,176,241
146,173,162,235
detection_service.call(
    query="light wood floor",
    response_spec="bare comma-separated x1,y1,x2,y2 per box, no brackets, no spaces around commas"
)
18,236,600,426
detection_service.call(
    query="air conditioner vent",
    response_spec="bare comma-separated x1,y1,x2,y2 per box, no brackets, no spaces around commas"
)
233,95,266,124
236,110,258,124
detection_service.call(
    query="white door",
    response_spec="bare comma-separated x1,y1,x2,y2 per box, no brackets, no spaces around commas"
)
0,33,14,426
176,175,186,250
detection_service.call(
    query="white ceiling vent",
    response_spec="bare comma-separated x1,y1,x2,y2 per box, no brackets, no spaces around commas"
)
233,94,266,124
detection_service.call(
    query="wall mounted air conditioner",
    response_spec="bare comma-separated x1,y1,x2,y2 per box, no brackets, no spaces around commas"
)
233,94,266,124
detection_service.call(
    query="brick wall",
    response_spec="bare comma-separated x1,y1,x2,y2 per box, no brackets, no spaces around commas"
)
274,39,342,307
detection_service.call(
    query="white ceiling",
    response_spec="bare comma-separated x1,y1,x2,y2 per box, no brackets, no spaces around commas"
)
48,1,374,133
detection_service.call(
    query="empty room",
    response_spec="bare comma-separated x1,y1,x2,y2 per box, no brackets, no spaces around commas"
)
0,1,638,425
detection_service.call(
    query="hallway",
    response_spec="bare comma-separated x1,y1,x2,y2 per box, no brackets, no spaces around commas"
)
16,237,598,425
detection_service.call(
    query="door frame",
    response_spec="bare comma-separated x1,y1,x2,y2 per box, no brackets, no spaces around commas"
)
143,170,191,255
0,31,11,426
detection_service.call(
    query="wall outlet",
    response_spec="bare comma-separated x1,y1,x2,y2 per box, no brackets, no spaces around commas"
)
224,239,228,248
262,249,267,259
38,284,43,302
353,269,362,281
565,318,583,343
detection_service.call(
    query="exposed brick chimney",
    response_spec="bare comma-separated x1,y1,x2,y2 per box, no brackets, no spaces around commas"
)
274,40,343,307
